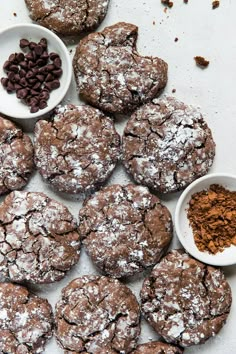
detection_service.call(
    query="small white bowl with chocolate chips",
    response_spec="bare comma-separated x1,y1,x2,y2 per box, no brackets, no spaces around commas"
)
0,23,72,118
175,173,236,266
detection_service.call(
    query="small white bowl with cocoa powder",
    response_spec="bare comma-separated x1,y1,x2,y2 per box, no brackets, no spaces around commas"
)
0,23,72,119
175,173,236,266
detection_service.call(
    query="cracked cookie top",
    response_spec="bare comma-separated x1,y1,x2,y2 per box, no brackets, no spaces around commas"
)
140,249,232,347
24,0,110,35
55,275,140,353
73,22,168,114
79,184,172,278
122,96,216,193
34,104,120,194
0,116,34,196
0,191,80,284
0,282,53,354
132,341,184,354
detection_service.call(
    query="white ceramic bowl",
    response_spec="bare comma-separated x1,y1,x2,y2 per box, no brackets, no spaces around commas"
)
175,173,236,266
0,23,72,119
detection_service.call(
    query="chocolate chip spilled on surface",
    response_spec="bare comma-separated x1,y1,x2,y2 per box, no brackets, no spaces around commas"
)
1,37,63,113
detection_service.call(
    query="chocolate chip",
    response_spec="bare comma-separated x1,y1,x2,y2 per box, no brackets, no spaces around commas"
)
19,61,28,69
14,83,22,90
45,64,55,72
14,74,20,83
19,39,30,48
28,78,37,85
25,52,34,61
19,69,26,78
7,82,15,92
26,71,34,80
39,100,47,110
29,42,37,50
8,53,17,62
7,72,15,81
16,88,28,99
19,78,28,87
16,52,25,63
41,51,49,60
50,52,59,60
1,78,8,87
53,57,62,68
9,64,19,73
51,80,60,90
39,38,47,49
32,82,41,90
45,73,54,82
30,105,39,113
3,61,11,71
28,61,37,68
52,69,63,78
36,74,45,82
34,45,43,56
39,90,50,101
36,58,46,67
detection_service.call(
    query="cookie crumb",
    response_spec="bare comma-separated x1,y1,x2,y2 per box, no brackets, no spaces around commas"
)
161,0,174,8
194,56,210,68
183,0,188,3
172,88,176,93
153,20,156,25
212,1,220,9
174,37,178,42
13,12,17,16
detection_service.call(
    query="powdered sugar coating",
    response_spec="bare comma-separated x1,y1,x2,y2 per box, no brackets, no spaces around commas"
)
122,96,215,193
55,275,140,353
79,184,172,278
0,282,53,353
73,22,168,114
24,0,110,35
140,249,232,347
132,341,183,354
34,104,120,194
0,191,80,284
0,116,34,195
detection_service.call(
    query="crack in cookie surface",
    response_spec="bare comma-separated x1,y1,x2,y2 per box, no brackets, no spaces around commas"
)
25,0,109,35
34,104,120,194
122,96,216,193
0,116,34,195
0,190,80,283
55,275,140,353
73,22,168,114
140,249,232,347
79,184,172,277
0,282,53,353
132,341,183,354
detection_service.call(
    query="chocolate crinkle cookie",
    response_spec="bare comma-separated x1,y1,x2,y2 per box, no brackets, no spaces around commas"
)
132,341,184,354
55,275,140,353
24,0,110,36
0,191,80,284
0,282,53,354
34,104,120,194
122,96,215,193
0,116,34,195
73,22,168,114
79,184,172,278
140,249,232,347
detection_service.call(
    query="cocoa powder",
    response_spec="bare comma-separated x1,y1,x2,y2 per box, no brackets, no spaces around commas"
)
187,184,236,254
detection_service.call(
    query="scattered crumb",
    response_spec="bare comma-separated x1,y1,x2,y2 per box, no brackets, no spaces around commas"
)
13,12,17,16
69,49,73,53
194,56,210,68
172,88,176,93
183,0,188,3
212,1,220,9
174,37,178,42
161,0,173,8
153,20,156,25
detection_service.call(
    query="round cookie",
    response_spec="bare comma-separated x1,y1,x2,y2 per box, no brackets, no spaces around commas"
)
24,0,110,36
122,96,215,193
140,249,232,347
132,341,184,354
34,104,120,194
0,190,80,284
73,22,168,114
55,275,140,353
0,116,34,195
0,282,53,353
79,184,172,278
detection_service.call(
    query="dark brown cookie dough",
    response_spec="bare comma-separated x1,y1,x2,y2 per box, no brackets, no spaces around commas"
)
24,0,110,36
73,22,168,114
79,184,172,278
55,275,140,353
122,96,215,193
0,191,80,284
34,104,120,194
132,341,183,354
140,249,232,347
0,282,53,353
0,116,34,195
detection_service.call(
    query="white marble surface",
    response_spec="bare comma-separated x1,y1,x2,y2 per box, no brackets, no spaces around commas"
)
0,0,236,353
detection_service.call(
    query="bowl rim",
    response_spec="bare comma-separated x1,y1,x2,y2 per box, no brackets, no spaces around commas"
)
175,172,236,266
0,23,72,119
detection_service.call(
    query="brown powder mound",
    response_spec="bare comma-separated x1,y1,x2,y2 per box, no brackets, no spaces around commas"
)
188,184,236,254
